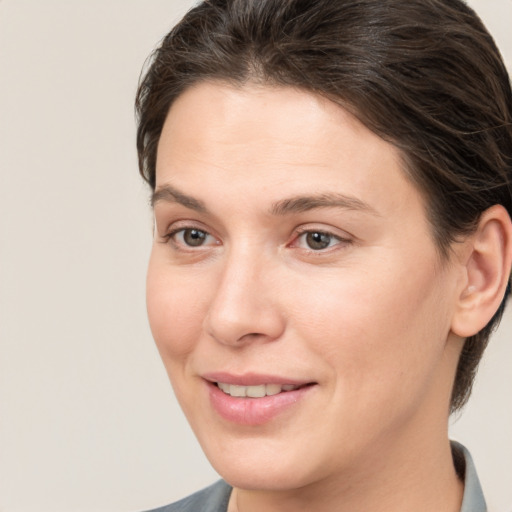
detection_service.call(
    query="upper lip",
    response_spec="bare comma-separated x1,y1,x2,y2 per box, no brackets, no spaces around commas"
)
202,371,314,386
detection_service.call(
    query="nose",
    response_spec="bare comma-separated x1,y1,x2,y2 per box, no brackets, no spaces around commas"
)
203,250,286,347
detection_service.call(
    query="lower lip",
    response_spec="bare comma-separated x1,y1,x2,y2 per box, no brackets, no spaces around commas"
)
206,381,314,425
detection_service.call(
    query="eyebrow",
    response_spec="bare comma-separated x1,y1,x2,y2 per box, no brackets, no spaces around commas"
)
152,184,378,217
151,185,208,212
270,193,379,216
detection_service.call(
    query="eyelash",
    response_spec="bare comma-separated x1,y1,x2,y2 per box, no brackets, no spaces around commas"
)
292,228,351,252
163,226,218,249
162,225,352,254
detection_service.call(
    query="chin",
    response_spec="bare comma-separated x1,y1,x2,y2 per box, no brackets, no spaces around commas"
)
215,460,316,492
196,430,327,491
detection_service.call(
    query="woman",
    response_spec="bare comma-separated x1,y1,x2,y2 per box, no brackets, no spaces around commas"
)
136,1,512,511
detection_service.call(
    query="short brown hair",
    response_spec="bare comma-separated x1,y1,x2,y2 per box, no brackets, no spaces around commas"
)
136,0,512,411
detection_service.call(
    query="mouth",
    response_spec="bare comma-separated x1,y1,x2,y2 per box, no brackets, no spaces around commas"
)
206,378,316,425
202,372,317,424
215,382,306,398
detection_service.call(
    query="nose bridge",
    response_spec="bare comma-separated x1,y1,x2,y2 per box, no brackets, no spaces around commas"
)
204,242,284,346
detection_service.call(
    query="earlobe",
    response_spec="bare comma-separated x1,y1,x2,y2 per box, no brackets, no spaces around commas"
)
451,205,512,338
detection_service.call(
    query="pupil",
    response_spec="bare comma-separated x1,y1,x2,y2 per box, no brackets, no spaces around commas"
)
184,229,206,246
306,231,331,250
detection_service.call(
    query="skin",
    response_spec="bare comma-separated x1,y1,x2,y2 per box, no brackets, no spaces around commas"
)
147,82,470,512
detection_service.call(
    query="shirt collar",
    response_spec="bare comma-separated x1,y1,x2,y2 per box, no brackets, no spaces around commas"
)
452,441,487,512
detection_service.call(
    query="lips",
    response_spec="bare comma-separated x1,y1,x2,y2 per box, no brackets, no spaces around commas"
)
203,373,316,425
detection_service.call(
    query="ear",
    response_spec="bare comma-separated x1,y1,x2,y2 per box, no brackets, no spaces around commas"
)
451,205,512,338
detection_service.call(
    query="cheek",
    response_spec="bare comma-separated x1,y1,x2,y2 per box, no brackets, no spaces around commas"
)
146,255,208,359
290,258,451,396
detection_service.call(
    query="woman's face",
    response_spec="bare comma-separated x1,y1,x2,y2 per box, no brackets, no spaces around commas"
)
147,82,463,491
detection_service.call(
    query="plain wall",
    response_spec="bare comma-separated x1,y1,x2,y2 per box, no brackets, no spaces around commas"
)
0,1,510,511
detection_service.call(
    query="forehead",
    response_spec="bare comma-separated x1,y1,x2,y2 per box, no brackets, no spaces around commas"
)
158,82,394,172
155,81,428,226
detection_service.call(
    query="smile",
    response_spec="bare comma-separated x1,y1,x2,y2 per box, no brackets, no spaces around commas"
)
208,379,316,425
216,382,301,398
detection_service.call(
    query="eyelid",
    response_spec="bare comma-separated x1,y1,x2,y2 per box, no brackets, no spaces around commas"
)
293,224,353,240
289,225,354,252
157,218,209,237
159,219,221,248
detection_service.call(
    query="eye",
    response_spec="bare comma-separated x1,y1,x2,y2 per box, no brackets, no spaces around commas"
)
294,230,347,251
170,228,216,248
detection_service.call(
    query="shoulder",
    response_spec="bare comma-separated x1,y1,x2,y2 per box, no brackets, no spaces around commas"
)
143,480,232,512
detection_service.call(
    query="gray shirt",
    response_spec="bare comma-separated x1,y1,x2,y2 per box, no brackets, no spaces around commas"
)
146,442,486,512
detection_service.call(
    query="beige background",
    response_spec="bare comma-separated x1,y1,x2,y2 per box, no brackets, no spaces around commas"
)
0,1,511,511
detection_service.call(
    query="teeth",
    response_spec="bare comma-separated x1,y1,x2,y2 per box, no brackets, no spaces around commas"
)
246,385,265,398
218,382,230,393
265,384,282,396
216,382,300,397
230,385,247,397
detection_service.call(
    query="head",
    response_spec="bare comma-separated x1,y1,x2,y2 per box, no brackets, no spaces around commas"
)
136,0,512,413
